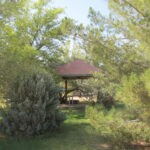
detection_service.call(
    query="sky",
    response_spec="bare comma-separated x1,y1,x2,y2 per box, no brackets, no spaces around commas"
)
52,0,110,25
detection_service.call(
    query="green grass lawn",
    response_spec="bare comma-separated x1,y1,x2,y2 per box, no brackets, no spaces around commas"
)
0,108,110,150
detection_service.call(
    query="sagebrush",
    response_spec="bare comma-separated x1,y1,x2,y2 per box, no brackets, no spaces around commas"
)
0,72,65,136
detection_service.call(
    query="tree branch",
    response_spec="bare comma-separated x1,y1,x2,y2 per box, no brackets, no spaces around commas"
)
124,0,146,18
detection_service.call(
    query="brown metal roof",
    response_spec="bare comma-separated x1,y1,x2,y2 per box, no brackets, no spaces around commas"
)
57,59,99,79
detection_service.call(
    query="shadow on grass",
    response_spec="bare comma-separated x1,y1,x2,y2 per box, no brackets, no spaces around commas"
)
0,108,111,150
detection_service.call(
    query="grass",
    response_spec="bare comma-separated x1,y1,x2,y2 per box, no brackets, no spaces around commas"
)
0,108,110,150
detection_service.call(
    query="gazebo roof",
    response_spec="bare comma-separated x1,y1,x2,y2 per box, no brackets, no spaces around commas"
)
57,59,99,79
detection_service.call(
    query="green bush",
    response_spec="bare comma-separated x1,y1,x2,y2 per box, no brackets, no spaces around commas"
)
85,105,122,137
97,91,116,109
86,105,150,149
0,72,65,136
111,122,150,145
116,73,150,123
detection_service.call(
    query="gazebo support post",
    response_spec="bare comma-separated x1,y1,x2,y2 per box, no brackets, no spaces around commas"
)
65,80,68,101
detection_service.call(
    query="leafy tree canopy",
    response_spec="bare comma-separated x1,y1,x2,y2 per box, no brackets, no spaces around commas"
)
0,0,74,94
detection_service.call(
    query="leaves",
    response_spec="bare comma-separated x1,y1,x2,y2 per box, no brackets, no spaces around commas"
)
0,0,74,95
0,72,65,135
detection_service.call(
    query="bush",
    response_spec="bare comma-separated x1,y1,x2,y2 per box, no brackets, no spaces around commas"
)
86,105,150,149
0,94,7,109
111,122,150,147
116,73,150,123
0,72,65,136
97,91,116,109
85,105,123,136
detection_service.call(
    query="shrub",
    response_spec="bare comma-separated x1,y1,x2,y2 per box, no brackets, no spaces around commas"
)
111,122,150,149
116,73,150,123
97,91,116,109
0,72,65,136
0,94,7,109
86,105,150,149
85,105,123,136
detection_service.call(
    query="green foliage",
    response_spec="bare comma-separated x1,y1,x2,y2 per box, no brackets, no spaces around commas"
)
117,74,145,106
0,0,74,97
0,93,7,109
109,0,150,56
86,105,150,149
78,0,149,95
141,69,150,96
83,4,150,147
116,73,150,123
76,4,150,112
80,7,149,79
111,122,150,147
0,109,110,150
85,105,123,136
0,72,65,136
97,91,115,109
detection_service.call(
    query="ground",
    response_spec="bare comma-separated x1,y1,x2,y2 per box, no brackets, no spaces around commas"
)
0,108,111,150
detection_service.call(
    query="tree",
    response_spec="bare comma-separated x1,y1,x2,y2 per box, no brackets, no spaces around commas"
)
108,0,150,123
109,0,150,57
0,0,74,96
75,2,149,95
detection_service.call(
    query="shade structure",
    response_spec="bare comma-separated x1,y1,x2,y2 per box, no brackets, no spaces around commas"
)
57,59,100,102
57,59,99,79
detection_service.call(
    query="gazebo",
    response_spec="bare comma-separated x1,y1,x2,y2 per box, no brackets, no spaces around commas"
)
57,59,99,102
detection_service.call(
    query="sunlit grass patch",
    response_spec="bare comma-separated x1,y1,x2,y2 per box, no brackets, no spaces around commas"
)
0,108,110,150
